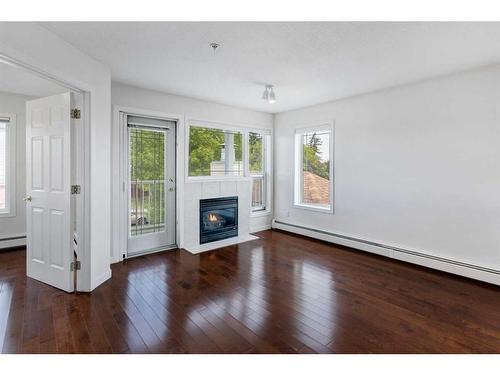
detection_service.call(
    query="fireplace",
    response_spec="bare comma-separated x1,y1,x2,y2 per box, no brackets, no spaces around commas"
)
199,196,238,244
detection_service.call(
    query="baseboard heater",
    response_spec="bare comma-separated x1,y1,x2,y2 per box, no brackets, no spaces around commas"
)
273,220,500,279
0,235,26,242
0,235,27,250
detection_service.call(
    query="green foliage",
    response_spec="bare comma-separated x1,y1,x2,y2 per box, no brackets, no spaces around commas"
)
130,129,165,181
234,133,243,161
249,132,263,173
303,133,330,180
129,128,166,227
188,126,243,176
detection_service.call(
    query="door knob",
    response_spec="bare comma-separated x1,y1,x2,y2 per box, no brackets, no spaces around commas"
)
169,187,174,192
23,195,32,202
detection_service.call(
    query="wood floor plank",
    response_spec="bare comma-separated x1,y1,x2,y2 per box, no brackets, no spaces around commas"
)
1,230,500,353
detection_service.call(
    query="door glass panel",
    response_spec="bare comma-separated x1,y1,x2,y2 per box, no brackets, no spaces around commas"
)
129,127,166,237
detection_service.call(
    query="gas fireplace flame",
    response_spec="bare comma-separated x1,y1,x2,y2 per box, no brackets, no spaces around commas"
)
208,213,218,222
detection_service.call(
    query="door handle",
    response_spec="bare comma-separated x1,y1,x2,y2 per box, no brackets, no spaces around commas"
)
23,195,32,202
169,187,175,192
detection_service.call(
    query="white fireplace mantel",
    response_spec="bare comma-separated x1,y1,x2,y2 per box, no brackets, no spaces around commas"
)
181,179,258,254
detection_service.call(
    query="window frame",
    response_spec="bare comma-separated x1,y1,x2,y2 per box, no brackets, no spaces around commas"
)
293,122,334,214
185,119,248,181
185,119,272,216
0,113,17,218
247,129,271,214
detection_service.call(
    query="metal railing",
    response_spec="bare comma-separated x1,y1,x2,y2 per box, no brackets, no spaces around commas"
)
130,179,165,235
251,175,265,211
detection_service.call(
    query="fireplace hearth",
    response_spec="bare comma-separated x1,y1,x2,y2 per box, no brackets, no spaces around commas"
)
199,196,238,244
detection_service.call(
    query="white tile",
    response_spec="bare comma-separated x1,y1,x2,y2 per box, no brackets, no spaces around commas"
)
184,182,202,198
183,234,259,254
220,181,237,197
201,182,221,198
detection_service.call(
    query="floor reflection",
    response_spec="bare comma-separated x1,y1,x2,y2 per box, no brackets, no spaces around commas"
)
2,231,500,353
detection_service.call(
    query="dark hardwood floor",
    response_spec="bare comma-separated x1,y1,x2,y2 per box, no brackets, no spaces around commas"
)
1,229,500,353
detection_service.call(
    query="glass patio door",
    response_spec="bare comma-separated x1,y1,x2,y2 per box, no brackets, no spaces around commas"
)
127,115,176,257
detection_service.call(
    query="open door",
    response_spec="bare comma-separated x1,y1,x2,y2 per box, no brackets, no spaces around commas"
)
25,92,75,292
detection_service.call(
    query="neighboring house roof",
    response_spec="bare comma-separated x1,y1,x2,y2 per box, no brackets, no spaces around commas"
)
303,171,330,204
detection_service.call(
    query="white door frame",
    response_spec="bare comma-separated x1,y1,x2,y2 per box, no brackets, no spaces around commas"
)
113,105,184,262
0,52,91,292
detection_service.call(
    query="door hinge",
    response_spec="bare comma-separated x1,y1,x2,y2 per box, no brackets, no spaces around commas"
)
70,260,81,272
70,108,81,119
71,185,81,194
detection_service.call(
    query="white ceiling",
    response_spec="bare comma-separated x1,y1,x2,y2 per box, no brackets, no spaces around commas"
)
0,62,67,97
41,22,500,113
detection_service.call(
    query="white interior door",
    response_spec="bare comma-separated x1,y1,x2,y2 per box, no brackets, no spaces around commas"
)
26,92,74,292
127,115,176,257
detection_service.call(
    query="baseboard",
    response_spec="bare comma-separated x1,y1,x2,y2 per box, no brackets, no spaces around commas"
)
0,234,26,250
250,224,272,233
183,234,259,254
272,219,500,286
89,269,112,291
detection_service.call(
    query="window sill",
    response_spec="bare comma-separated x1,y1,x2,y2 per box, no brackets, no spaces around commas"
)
185,176,251,183
251,209,272,218
293,203,334,215
0,211,15,218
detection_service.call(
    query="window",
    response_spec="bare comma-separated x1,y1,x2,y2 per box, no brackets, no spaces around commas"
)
294,124,333,212
249,131,267,211
187,121,272,214
188,124,243,177
0,114,15,216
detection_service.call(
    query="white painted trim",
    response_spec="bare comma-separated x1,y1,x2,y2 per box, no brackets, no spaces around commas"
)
249,130,273,215
0,237,26,249
186,176,252,183
112,105,185,263
250,224,272,233
294,123,333,134
73,92,91,292
0,53,84,93
0,53,94,292
0,113,16,218
0,232,25,240
251,209,272,218
183,234,259,254
293,121,335,215
185,119,246,182
91,269,112,290
272,220,500,286
185,119,274,225
0,232,26,249
188,117,269,133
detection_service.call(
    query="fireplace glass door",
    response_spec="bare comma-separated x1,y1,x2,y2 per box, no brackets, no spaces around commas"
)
127,115,176,257
199,197,238,244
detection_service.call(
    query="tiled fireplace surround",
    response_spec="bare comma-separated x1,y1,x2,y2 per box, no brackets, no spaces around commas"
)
182,179,258,254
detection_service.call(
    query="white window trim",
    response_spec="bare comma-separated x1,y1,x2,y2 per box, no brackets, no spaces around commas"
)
248,129,272,216
185,118,273,216
185,119,248,182
293,121,334,214
0,113,16,218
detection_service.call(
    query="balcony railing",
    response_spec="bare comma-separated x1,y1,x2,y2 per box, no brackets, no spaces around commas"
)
251,175,265,211
130,179,165,236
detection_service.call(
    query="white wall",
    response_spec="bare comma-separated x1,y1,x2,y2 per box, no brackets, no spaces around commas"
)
274,64,500,280
111,82,274,262
0,23,112,291
0,91,33,248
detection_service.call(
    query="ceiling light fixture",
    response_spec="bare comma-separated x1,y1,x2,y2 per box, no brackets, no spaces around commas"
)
262,85,276,104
